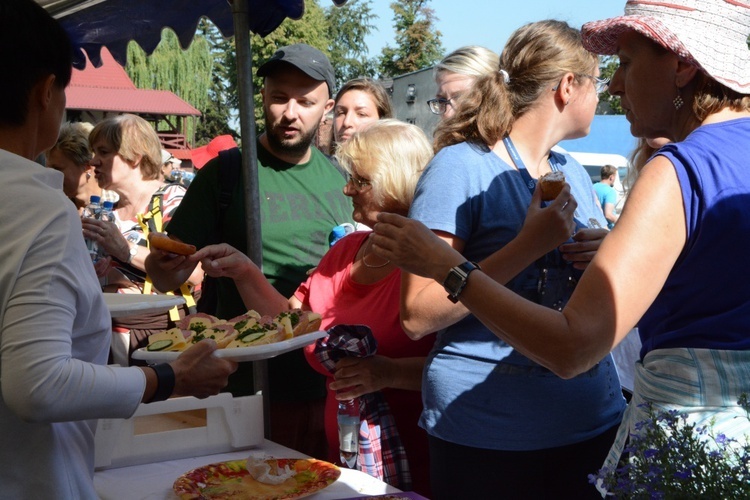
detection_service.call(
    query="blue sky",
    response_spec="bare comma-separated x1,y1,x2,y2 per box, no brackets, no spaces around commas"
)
364,0,626,57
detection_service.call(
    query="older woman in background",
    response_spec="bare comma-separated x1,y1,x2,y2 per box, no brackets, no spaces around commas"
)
82,114,203,363
428,45,499,119
45,121,117,211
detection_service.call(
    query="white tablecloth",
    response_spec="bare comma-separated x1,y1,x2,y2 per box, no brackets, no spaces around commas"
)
94,440,401,499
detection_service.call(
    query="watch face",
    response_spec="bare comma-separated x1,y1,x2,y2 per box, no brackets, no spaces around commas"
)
444,269,465,294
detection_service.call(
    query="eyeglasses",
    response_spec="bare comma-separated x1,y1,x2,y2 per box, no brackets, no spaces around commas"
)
346,173,372,191
580,74,610,94
552,74,610,94
427,97,456,115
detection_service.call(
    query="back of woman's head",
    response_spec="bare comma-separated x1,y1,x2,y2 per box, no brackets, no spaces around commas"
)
434,20,598,152
47,122,94,166
336,119,432,212
335,78,394,119
435,45,499,80
90,114,163,180
0,0,72,127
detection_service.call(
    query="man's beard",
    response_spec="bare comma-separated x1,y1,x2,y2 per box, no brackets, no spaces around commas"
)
264,116,319,157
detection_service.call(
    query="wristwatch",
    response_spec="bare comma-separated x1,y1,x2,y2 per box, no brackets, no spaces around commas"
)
443,261,481,303
126,244,138,264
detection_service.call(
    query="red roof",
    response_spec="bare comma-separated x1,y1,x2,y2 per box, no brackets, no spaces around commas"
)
66,47,200,117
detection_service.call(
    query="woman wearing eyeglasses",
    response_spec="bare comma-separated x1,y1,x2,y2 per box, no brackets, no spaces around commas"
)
376,21,623,498
428,45,499,119
186,120,435,495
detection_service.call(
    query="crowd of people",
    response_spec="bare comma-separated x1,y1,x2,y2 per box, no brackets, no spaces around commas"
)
1,0,749,498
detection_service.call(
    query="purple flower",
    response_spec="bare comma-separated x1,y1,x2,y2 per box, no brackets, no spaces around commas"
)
674,469,692,479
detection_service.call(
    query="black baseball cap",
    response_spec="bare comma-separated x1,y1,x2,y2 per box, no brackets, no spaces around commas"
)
257,44,336,97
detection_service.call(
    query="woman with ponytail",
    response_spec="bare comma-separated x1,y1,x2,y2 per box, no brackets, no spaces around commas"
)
385,20,624,498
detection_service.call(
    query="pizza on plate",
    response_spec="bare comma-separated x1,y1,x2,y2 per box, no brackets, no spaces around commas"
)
172,458,340,500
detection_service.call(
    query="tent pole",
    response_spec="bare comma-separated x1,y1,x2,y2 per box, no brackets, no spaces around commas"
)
231,0,270,440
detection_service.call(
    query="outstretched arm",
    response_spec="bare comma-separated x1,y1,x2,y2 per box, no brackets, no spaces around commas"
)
190,243,290,316
372,156,685,378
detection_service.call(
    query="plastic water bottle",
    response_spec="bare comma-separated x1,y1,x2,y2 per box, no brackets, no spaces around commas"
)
96,200,116,261
330,223,355,247
82,195,102,262
337,397,360,468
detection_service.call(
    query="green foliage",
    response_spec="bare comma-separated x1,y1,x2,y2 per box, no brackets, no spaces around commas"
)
325,0,379,83
378,0,444,78
126,28,213,140
194,19,237,145
598,56,624,115
127,28,212,115
591,397,750,499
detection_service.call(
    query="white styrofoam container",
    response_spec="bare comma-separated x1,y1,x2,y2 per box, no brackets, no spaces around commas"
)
94,393,263,470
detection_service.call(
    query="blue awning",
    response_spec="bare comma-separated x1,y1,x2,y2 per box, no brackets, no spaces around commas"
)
38,0,345,68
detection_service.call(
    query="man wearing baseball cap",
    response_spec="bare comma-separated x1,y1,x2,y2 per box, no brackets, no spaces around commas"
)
257,43,336,97
147,44,353,459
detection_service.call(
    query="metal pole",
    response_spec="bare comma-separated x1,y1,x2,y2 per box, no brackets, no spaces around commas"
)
231,0,270,439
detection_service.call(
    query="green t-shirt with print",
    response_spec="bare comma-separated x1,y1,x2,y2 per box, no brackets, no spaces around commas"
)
166,140,353,399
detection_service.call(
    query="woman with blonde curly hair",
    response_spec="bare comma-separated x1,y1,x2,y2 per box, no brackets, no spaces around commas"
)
373,20,623,498
187,120,436,494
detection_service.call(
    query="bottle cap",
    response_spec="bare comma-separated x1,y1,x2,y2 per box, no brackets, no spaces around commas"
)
102,201,114,210
89,195,101,203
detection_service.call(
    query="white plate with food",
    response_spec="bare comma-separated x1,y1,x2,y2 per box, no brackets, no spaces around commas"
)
103,293,186,318
132,330,327,363
131,309,326,363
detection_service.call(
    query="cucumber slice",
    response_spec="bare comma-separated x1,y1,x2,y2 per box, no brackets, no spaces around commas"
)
241,332,266,343
147,339,173,351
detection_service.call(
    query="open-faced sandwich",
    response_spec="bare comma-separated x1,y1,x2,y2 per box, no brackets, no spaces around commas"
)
145,309,323,352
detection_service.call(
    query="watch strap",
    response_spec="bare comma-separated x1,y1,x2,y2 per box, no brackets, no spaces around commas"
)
149,363,175,403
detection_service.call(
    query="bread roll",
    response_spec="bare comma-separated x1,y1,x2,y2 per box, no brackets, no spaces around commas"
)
538,171,566,201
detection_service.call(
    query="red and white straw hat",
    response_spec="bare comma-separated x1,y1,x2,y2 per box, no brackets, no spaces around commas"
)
582,0,750,94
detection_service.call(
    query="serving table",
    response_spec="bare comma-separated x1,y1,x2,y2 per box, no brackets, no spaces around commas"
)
94,440,401,499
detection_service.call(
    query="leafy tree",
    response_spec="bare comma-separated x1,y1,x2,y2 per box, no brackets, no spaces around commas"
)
378,0,444,78
194,19,237,145
126,28,213,140
598,56,624,115
325,0,379,83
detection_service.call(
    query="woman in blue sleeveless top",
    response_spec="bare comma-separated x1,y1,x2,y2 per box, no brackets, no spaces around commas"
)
371,1,750,497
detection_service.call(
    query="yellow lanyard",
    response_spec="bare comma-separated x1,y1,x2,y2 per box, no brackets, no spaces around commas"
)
137,193,195,321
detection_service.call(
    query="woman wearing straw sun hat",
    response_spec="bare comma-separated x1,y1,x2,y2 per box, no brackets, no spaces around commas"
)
368,0,750,494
